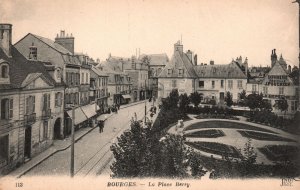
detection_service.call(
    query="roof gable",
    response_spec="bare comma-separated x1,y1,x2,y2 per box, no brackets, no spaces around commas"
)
22,73,54,88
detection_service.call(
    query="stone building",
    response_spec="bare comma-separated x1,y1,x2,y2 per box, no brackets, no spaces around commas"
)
139,54,168,98
0,24,64,174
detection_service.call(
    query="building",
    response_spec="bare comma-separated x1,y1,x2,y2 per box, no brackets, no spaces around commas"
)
139,54,168,98
0,24,64,174
158,41,248,104
158,41,198,100
247,50,299,118
90,66,109,113
105,55,150,101
99,62,132,106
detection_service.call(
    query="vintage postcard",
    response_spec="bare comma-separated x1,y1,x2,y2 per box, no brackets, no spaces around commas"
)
0,0,299,190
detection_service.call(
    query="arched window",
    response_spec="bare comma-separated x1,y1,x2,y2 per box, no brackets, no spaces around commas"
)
1,65,8,78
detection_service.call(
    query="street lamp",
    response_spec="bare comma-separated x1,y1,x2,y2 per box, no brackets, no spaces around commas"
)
70,106,75,177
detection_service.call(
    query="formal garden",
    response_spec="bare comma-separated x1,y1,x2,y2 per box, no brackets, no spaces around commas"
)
110,89,300,178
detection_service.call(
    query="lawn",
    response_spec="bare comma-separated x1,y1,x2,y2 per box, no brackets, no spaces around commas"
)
184,129,225,138
185,141,242,159
184,120,277,134
238,130,296,142
258,145,300,162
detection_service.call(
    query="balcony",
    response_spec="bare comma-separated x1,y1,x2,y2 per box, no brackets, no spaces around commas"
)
42,109,51,120
24,113,36,125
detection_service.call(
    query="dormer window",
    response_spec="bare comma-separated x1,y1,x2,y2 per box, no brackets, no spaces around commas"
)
179,69,184,75
29,43,37,60
1,65,8,78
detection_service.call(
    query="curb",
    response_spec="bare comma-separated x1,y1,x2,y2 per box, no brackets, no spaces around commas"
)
15,101,146,178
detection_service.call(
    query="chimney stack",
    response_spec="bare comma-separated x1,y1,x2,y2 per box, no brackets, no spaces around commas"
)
210,60,214,65
55,30,75,54
194,54,197,65
186,50,193,64
0,24,12,57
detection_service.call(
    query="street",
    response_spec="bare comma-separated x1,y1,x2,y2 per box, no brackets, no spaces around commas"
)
23,101,153,176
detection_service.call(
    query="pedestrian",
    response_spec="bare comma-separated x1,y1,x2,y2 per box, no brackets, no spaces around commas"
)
97,120,102,133
118,104,120,110
154,106,157,114
100,120,105,132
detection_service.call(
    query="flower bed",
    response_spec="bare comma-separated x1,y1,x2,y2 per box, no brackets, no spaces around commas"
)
258,145,300,162
185,141,242,159
184,129,225,138
184,120,277,134
238,131,296,142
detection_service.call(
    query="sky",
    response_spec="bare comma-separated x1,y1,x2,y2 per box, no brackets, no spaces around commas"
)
0,0,298,67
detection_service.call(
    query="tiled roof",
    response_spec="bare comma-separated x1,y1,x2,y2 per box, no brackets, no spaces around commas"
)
31,33,72,55
91,66,108,77
0,47,57,90
139,54,169,66
194,62,247,79
158,51,198,78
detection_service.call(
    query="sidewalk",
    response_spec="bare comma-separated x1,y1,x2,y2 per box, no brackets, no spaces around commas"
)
8,100,146,178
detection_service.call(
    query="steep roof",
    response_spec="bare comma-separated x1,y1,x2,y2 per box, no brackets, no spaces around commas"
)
91,66,108,77
262,61,295,85
139,53,169,66
0,47,56,90
158,51,198,78
194,62,247,79
30,33,72,55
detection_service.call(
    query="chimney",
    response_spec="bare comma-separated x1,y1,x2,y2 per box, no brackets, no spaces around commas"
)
271,48,277,67
186,50,193,64
194,54,197,65
288,65,292,74
244,57,248,77
210,60,214,65
55,30,75,54
0,24,12,57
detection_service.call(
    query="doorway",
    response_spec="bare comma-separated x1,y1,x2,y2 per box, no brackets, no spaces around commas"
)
24,126,32,159
54,118,61,140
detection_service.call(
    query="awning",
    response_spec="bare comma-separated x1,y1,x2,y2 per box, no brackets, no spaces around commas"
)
66,108,88,125
122,94,131,99
81,103,99,119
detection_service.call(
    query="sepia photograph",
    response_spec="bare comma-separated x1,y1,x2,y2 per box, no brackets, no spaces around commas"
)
0,0,299,189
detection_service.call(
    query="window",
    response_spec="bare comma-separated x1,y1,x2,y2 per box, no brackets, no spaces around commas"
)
179,69,184,75
237,80,243,89
252,84,257,92
279,87,284,95
291,101,296,111
172,80,177,88
228,80,233,89
55,92,62,107
132,62,135,69
29,46,37,60
26,96,35,114
1,65,8,78
56,69,61,80
43,94,50,111
199,81,204,88
81,73,84,83
42,121,48,140
221,80,224,88
168,69,172,75
263,86,268,95
0,98,13,120
86,73,88,84
65,94,70,104
212,81,215,89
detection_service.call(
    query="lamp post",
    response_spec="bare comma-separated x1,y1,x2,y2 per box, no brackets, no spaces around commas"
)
293,0,300,110
70,106,75,177
144,79,147,125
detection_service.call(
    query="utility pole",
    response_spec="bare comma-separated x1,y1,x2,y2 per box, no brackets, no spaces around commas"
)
293,0,300,110
70,106,75,177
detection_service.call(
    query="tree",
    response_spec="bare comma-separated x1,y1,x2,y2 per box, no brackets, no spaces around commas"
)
246,93,263,110
179,93,190,113
242,138,257,165
225,91,233,107
189,91,201,107
162,89,179,110
239,90,247,100
110,117,206,178
274,97,288,113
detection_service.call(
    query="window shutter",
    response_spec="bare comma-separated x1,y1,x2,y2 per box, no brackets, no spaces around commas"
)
47,94,50,109
33,96,35,112
26,97,29,114
9,99,13,119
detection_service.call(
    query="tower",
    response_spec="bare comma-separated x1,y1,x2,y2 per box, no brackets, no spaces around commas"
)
0,24,12,57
